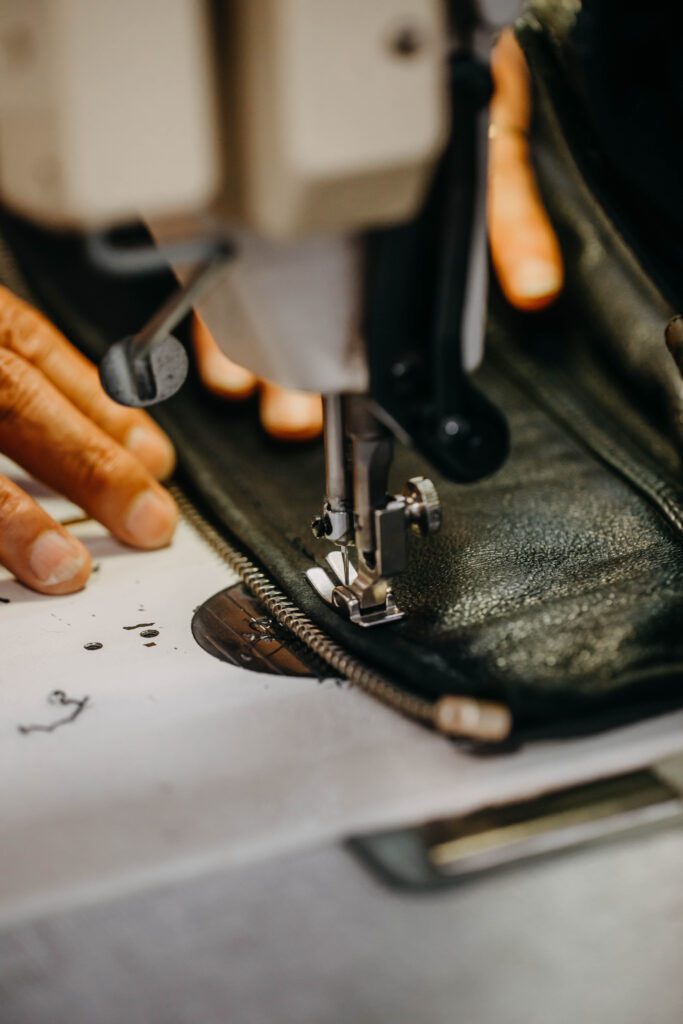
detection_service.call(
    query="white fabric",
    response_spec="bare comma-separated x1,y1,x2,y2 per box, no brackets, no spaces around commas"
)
2,455,683,928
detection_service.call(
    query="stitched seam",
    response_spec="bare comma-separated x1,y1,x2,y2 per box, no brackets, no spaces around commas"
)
490,346,683,538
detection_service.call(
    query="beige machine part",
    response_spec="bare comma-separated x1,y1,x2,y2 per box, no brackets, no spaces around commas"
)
0,0,447,239
194,229,370,394
147,0,451,393
148,214,370,395
228,0,449,238
0,0,510,393
0,0,219,228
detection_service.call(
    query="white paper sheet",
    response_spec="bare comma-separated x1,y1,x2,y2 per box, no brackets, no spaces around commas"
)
2,456,683,928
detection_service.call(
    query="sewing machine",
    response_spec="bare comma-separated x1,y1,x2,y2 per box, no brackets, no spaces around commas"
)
0,0,514,626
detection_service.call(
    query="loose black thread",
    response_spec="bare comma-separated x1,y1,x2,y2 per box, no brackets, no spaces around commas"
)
123,622,155,630
18,690,90,735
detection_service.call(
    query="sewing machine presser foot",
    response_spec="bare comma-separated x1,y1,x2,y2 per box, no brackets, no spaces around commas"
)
306,551,405,628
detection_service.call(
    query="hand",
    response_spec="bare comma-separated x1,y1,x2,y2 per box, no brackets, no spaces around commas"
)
192,29,563,436
0,286,178,595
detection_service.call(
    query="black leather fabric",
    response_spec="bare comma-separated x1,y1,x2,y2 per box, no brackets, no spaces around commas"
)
2,10,683,739
526,0,683,304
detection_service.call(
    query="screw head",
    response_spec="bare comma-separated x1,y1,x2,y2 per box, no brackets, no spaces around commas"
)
311,515,327,540
402,476,441,536
388,23,425,58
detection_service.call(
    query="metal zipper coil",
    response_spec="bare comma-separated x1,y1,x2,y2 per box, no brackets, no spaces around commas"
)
171,484,438,728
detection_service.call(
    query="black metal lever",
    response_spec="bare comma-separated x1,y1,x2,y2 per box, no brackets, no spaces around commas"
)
98,242,234,408
362,51,508,484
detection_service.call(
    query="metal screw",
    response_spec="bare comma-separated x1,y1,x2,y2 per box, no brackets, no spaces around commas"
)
311,515,328,540
402,476,441,536
388,23,425,58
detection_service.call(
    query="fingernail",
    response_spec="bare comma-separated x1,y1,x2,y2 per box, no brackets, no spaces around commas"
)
124,489,177,548
29,530,87,585
126,426,176,477
203,353,256,396
263,391,323,439
514,259,562,301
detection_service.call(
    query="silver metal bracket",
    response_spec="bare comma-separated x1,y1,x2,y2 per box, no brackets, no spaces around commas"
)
308,475,442,627
350,754,683,889
306,551,405,628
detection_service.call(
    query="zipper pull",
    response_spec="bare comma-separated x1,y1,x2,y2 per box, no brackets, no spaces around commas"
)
434,696,512,741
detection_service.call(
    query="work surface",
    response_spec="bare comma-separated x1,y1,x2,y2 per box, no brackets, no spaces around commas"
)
5,833,683,1024
2,457,683,1022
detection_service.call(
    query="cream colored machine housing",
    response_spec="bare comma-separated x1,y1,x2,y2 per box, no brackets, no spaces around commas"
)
0,0,451,393
0,0,448,239
0,0,517,396
0,0,219,229
230,0,448,238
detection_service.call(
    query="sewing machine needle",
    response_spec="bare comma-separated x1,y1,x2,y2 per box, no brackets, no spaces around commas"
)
341,545,350,586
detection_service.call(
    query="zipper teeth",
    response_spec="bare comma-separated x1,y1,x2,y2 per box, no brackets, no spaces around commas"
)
170,484,437,728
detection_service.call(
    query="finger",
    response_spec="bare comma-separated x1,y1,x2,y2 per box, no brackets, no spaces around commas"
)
192,314,258,398
259,382,323,442
490,28,533,135
488,30,564,310
0,474,91,594
0,348,177,550
0,286,176,479
488,139,564,310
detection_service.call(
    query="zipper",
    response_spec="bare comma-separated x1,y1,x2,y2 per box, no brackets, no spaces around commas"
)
171,484,511,742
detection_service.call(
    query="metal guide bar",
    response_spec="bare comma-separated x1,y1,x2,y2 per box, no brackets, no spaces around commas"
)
350,761,683,888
